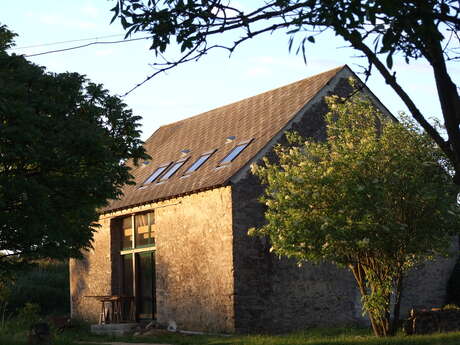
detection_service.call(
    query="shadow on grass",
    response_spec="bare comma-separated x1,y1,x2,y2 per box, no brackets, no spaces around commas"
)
4,326,460,345
67,327,460,345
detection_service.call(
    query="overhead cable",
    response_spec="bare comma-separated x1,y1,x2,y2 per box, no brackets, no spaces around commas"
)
14,34,124,50
21,36,150,58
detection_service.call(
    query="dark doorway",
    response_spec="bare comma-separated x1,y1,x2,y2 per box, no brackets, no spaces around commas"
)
136,251,156,319
122,251,156,320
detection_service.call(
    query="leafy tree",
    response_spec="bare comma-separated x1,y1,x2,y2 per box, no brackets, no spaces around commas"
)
249,91,460,336
0,25,148,277
111,0,460,184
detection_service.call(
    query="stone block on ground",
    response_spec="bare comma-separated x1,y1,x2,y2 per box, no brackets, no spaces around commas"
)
404,308,460,335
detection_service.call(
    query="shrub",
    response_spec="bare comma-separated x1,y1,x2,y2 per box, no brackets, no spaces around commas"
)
6,260,69,316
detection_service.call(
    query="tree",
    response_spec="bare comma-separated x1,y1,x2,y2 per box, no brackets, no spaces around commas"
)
249,91,460,336
111,0,460,184
0,25,149,278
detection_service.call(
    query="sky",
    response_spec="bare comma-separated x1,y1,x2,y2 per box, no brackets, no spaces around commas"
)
2,1,459,140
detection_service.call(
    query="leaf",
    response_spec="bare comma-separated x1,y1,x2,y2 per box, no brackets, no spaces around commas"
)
386,53,393,69
288,36,294,53
120,15,129,29
110,4,120,24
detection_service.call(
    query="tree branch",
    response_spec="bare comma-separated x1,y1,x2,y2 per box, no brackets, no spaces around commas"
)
342,31,455,165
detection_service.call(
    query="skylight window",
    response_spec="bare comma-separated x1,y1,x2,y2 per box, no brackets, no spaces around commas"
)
142,164,169,185
160,159,187,181
184,150,215,175
219,140,252,165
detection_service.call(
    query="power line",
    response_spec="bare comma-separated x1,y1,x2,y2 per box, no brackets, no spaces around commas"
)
14,34,124,50
22,36,151,58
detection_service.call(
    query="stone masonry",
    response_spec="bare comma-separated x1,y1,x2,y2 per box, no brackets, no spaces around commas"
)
229,76,458,332
154,187,234,332
70,71,458,333
71,187,235,332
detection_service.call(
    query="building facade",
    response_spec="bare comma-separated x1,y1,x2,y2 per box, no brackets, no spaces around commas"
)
70,66,457,333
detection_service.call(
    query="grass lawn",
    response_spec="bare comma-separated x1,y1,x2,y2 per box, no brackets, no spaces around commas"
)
3,326,460,345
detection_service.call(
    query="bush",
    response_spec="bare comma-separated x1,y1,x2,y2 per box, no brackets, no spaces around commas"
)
15,303,41,329
6,260,69,316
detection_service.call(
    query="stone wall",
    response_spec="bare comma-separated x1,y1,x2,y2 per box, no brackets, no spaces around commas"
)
402,251,458,314
230,75,458,332
231,172,364,333
154,187,235,333
231,74,363,333
404,308,460,335
70,218,113,322
70,187,235,332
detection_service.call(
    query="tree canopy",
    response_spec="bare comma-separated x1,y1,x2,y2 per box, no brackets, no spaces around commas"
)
111,0,460,184
250,90,460,336
0,25,148,277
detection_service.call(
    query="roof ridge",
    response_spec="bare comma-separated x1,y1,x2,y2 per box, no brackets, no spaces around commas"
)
152,65,345,133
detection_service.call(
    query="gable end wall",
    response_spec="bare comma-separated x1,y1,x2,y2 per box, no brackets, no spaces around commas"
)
231,75,458,332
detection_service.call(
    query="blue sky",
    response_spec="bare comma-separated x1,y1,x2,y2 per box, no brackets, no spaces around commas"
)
3,1,458,139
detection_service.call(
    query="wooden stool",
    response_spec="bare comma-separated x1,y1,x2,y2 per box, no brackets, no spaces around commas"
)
99,300,110,324
111,297,123,323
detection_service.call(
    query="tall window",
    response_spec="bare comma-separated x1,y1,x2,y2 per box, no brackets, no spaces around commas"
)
118,212,156,319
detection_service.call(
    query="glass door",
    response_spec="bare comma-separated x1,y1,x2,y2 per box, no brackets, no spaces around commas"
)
119,212,156,321
136,251,156,319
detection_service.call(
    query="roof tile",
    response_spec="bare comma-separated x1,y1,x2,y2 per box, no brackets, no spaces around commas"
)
102,66,344,212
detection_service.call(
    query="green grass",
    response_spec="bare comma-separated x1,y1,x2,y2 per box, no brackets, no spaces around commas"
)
3,326,460,345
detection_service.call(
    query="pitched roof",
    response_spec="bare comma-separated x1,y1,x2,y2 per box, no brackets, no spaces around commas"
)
102,65,346,213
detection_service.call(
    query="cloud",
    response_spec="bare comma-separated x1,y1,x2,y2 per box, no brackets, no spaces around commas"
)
36,12,100,30
81,4,99,18
38,14,62,26
246,66,271,77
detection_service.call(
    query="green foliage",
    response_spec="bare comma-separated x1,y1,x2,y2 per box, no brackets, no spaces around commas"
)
250,88,460,336
14,303,41,329
0,281,11,329
6,260,69,316
0,25,149,276
0,24,16,50
112,0,458,65
443,304,460,310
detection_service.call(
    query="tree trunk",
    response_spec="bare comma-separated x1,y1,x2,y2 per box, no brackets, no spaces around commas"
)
390,273,403,336
419,6,460,184
349,263,391,337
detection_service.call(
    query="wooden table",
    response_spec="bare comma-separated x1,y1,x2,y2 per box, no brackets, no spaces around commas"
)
85,295,135,324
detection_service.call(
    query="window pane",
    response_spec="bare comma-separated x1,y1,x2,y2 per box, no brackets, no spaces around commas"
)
121,216,132,250
220,143,249,165
143,166,168,184
160,161,186,181
137,252,154,317
135,213,154,247
185,153,212,174
122,254,133,296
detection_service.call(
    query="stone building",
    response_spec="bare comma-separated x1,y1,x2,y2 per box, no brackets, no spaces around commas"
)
70,65,456,333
